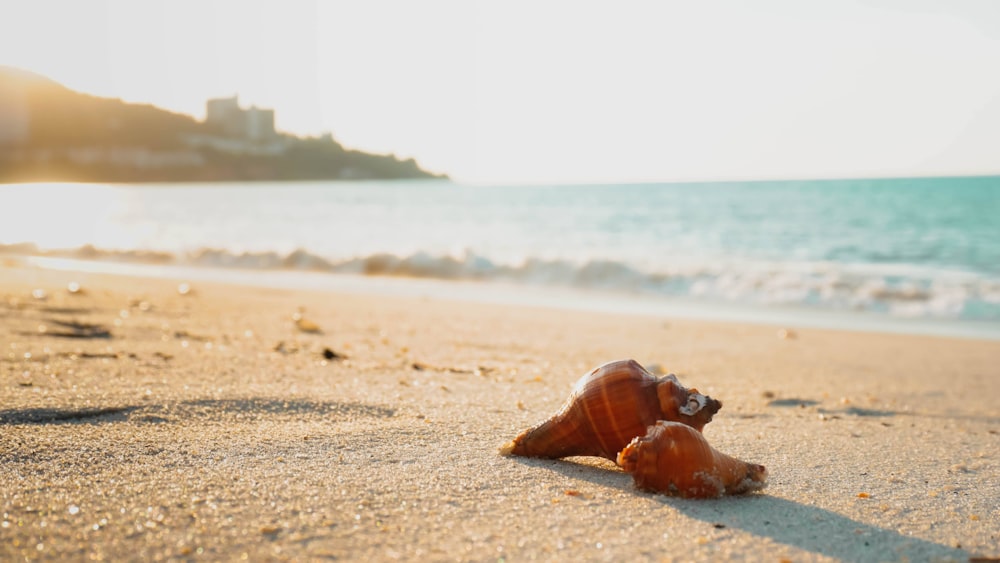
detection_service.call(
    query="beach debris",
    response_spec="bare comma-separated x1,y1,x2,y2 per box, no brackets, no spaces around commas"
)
31,288,47,301
776,328,797,340
296,317,322,333
617,421,768,498
499,359,721,461
66,281,84,295
259,524,281,536
56,351,119,360
857,492,870,498
273,341,299,354
292,310,322,333
173,330,209,342
177,282,192,296
39,319,112,339
322,347,346,361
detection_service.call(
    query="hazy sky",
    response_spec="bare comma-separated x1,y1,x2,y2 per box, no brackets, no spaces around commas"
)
3,0,1000,184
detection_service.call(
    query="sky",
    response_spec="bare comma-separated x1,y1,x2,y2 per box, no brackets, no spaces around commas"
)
2,0,1000,185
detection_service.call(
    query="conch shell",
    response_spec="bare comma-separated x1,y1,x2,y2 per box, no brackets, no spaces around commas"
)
617,421,767,498
500,359,722,461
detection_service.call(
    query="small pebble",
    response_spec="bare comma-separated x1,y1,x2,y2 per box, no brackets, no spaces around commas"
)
295,317,322,333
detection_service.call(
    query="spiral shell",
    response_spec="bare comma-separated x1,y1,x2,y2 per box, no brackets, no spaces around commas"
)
500,359,722,461
617,420,767,498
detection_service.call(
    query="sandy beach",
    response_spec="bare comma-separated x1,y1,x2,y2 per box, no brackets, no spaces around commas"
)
1,263,998,562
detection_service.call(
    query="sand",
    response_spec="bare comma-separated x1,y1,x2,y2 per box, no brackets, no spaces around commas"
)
1,263,998,562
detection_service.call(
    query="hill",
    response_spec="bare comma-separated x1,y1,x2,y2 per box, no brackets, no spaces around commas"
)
0,66,445,183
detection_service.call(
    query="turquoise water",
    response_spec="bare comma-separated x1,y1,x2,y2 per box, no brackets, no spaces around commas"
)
1,175,999,327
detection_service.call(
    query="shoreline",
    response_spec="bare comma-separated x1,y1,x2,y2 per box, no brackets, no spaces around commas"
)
1,263,998,560
13,254,1000,343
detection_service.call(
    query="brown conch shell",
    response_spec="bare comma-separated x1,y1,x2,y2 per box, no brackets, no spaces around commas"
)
617,420,767,498
499,359,722,461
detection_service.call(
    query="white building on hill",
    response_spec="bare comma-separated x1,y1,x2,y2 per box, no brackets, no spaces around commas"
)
205,95,275,140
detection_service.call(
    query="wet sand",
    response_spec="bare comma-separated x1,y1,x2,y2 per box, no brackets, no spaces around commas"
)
1,264,998,561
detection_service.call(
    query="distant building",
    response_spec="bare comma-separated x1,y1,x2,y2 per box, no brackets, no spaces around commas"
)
245,106,275,140
205,95,243,136
205,95,276,140
0,82,29,145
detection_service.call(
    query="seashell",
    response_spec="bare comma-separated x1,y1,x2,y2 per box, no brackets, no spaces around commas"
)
500,359,722,461
617,420,767,498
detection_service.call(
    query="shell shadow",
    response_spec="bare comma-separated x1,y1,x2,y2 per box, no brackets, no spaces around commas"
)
670,495,971,562
506,455,972,562
504,454,636,494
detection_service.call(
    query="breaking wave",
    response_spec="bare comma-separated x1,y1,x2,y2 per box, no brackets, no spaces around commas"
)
4,242,1000,321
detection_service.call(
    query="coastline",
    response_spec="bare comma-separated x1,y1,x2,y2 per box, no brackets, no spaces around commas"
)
1,263,998,560
17,255,1000,343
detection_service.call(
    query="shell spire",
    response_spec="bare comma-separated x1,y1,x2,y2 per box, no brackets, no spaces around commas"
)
500,359,722,461
617,421,767,498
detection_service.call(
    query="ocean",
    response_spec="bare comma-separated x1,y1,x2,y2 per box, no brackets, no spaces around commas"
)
2,176,999,338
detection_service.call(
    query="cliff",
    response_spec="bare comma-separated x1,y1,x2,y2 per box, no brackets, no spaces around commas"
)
0,66,446,183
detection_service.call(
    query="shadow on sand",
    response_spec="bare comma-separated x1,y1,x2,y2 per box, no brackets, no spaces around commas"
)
0,398,395,425
768,398,1000,425
0,406,138,424
512,456,970,562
